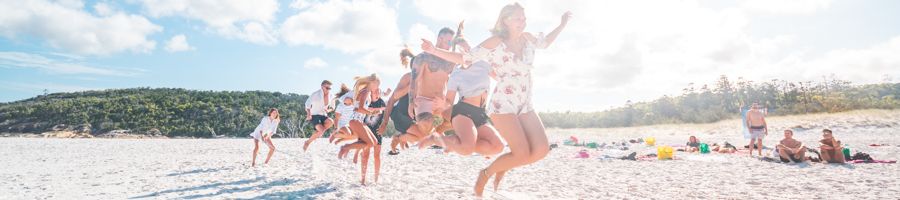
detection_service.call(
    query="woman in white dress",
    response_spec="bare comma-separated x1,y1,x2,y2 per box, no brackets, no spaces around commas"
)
250,108,280,167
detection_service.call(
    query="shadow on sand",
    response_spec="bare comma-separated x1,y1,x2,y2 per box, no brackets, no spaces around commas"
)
235,183,338,200
130,177,306,199
165,166,235,177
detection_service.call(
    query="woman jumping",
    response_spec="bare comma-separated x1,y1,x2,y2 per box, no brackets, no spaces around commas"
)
421,2,571,196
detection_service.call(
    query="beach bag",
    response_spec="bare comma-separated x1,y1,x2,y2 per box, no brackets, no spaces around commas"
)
657,146,674,160
850,152,872,162
699,143,710,154
645,137,656,146
586,142,599,149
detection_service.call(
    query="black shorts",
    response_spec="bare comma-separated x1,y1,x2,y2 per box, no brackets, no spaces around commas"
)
311,115,328,126
366,124,383,145
451,103,489,127
390,109,415,134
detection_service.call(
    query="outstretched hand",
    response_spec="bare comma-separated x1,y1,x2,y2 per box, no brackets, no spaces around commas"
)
561,11,572,26
420,39,435,54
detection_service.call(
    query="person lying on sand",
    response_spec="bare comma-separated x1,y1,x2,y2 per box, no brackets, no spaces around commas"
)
776,130,806,163
711,142,737,153
819,129,845,164
684,136,701,153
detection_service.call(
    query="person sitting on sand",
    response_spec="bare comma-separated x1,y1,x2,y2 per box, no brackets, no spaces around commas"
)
776,130,805,163
685,136,700,153
819,129,845,164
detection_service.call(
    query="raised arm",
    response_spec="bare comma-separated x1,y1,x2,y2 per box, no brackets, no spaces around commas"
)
527,11,571,49
422,39,465,64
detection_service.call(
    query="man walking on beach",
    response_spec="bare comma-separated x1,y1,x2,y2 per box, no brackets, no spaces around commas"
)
304,80,335,151
746,103,767,156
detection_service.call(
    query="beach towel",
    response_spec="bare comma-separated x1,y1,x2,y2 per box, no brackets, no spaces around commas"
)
849,160,897,164
741,107,751,139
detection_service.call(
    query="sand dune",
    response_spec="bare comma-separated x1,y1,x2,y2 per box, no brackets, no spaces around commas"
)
1,110,898,199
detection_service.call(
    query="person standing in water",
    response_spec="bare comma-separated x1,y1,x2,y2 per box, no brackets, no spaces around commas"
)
746,103,768,156
250,108,281,167
421,2,571,196
304,80,335,151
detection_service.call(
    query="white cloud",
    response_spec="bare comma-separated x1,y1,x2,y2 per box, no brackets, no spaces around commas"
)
303,57,327,69
413,0,896,112
0,0,162,55
164,34,194,52
139,0,280,45
280,0,403,53
0,51,142,76
281,0,407,78
741,0,833,15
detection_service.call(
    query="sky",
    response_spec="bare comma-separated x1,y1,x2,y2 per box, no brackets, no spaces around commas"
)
1,0,898,112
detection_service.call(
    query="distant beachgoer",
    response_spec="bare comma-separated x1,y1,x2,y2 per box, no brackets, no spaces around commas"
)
250,108,280,167
776,130,805,163
819,129,845,163
421,2,571,196
685,136,700,153
746,103,768,156
304,80,335,151
711,142,737,153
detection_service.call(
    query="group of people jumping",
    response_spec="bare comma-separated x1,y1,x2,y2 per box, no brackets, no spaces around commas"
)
246,3,572,196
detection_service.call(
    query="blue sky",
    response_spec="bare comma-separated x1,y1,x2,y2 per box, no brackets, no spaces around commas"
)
1,0,899,111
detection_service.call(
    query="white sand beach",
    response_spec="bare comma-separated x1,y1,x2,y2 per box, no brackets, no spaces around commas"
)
1,110,899,199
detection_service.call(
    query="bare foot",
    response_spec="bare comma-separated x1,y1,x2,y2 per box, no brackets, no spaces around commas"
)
474,169,492,197
338,146,350,159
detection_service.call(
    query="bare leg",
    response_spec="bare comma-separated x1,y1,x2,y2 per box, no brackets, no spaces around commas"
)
251,139,260,167
779,148,791,162
474,125,503,156
820,147,832,163
795,149,806,161
475,114,531,197
304,124,326,151
360,147,371,185
757,139,763,156
263,136,276,164
748,139,755,156
373,143,382,182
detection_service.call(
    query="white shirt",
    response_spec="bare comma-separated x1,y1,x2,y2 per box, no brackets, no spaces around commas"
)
249,116,279,139
305,89,334,116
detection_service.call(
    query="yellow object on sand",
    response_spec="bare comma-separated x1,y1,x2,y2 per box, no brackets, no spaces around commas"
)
645,137,656,146
657,146,674,160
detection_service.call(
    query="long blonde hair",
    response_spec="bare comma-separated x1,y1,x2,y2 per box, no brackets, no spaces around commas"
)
490,2,525,39
353,73,380,99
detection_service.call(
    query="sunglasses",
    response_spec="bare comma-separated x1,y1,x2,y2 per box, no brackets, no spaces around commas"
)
324,86,332,90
